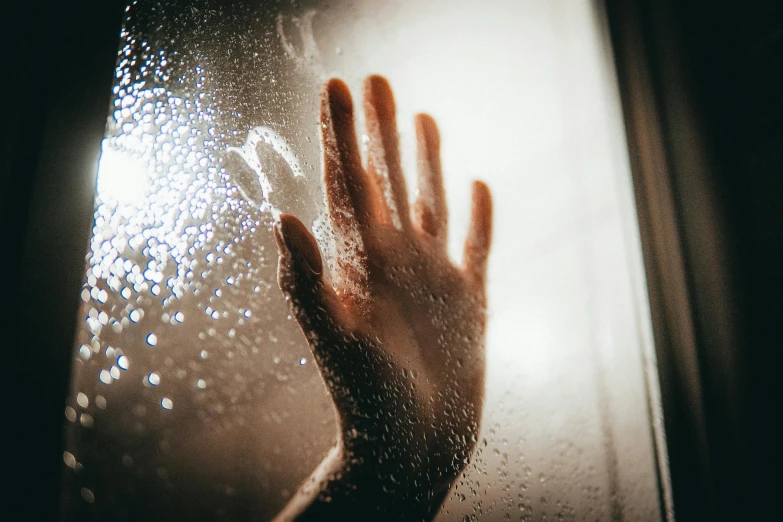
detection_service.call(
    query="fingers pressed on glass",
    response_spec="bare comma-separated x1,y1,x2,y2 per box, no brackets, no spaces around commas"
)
363,74,411,231
274,214,369,405
320,78,379,243
413,113,448,246
463,181,493,294
274,213,353,343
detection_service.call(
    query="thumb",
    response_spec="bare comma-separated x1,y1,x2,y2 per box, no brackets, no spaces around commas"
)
274,213,354,369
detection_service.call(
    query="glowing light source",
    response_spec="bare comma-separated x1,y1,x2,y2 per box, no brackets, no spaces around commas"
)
96,140,150,206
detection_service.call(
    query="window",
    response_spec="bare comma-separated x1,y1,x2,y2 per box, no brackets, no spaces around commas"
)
62,0,669,520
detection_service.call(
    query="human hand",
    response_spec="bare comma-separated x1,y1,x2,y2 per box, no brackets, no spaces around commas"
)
273,75,492,521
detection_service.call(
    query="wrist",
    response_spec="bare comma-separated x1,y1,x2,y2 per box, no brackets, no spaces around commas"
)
339,425,454,514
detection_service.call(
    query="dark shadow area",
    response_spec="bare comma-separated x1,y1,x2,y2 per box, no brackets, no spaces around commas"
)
2,1,127,520
607,0,782,520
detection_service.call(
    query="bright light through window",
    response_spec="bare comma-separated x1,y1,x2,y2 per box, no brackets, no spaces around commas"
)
96,140,149,207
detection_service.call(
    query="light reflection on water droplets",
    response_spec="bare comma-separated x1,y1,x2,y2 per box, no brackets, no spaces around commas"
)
64,451,76,468
87,43,227,325
147,372,160,386
80,413,94,428
80,488,95,504
99,370,112,385
65,10,332,520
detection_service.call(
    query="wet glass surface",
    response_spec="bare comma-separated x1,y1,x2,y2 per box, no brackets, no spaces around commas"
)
62,1,667,520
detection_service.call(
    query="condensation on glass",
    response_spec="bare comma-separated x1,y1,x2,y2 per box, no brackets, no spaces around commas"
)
62,0,670,520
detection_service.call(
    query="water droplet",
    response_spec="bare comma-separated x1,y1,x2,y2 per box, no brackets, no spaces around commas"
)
196,379,206,389
129,310,140,323
99,370,112,385
76,392,89,408
80,488,95,503
299,357,307,365
146,333,157,346
63,451,76,468
117,355,129,370
161,397,173,410
147,372,160,386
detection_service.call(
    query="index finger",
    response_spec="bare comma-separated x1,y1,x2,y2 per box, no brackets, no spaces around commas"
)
320,78,379,241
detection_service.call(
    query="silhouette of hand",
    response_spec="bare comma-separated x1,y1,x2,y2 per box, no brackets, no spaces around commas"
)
273,76,492,521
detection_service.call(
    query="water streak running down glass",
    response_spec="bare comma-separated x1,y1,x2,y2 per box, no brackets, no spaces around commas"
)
62,0,669,520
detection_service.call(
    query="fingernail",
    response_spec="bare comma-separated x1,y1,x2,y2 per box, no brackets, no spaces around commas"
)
325,78,353,119
365,75,395,116
278,218,323,277
415,113,440,151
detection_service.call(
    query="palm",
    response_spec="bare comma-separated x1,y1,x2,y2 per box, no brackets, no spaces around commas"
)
273,76,492,510
365,227,487,475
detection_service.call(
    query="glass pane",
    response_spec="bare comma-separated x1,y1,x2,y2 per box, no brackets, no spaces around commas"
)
62,0,668,520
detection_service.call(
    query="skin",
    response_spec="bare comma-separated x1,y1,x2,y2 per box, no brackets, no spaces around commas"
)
272,75,493,522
